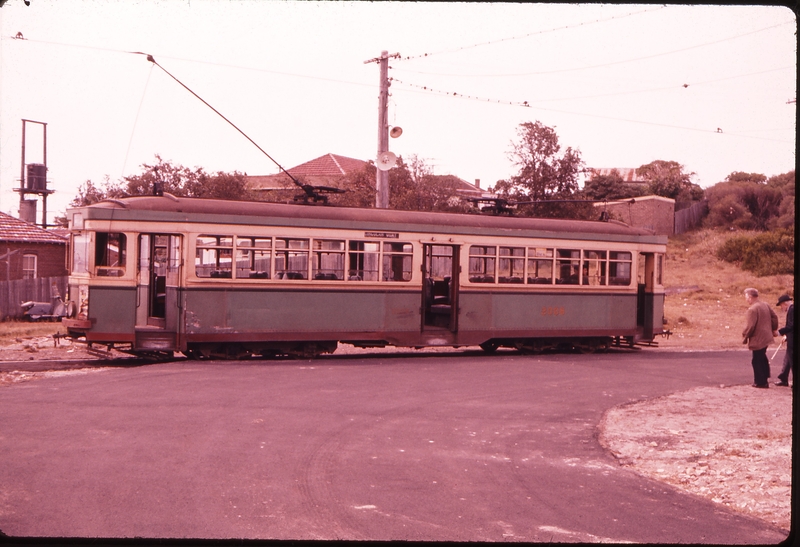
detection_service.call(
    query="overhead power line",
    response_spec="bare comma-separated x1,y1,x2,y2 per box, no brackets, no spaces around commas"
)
4,34,375,89
395,20,795,77
398,5,667,62
390,78,793,144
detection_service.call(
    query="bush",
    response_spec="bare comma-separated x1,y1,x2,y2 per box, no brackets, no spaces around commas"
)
716,229,795,276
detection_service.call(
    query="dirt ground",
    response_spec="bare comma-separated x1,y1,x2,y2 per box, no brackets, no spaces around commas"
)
0,334,793,533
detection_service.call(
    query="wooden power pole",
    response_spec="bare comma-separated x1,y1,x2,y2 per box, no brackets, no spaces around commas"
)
365,51,399,209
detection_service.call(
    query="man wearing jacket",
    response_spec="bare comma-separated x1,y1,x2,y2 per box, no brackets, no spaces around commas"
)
775,294,794,387
742,288,778,388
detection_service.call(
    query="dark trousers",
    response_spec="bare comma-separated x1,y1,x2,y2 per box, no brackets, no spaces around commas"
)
751,347,770,386
777,345,793,383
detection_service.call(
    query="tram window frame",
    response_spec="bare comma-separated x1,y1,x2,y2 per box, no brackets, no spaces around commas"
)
236,236,272,279
498,247,525,284
347,241,379,281
609,251,633,286
382,241,413,282
312,239,345,281
95,232,127,277
527,247,554,284
196,235,233,278
556,249,581,285
71,233,91,275
468,245,496,283
581,250,607,286
275,238,309,280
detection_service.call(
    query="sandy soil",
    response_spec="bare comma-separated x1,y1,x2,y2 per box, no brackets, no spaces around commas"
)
600,384,792,532
0,334,793,534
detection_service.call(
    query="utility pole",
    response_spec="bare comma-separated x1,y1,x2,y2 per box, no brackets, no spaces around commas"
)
365,50,399,209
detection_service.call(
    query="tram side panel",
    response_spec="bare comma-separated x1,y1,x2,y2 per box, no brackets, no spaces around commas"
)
181,287,421,343
457,290,639,339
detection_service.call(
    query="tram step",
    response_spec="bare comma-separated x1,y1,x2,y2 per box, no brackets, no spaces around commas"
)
135,330,176,351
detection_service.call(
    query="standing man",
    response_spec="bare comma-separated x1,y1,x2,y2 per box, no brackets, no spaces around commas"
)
742,288,778,388
774,294,794,387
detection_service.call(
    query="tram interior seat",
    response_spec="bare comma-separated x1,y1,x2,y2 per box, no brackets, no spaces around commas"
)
276,271,306,280
249,271,269,279
469,275,494,283
314,272,340,281
528,277,551,284
499,276,523,284
424,277,452,319
210,270,232,278
348,274,362,281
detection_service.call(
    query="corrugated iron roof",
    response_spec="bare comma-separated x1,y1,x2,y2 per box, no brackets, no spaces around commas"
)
588,168,647,183
0,211,67,244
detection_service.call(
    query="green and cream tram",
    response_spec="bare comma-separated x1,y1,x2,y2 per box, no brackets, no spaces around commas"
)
62,196,667,358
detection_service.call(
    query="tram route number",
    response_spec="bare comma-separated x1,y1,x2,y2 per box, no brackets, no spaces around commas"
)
541,306,566,316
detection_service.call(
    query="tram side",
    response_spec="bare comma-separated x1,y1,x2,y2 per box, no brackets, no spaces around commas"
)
61,196,667,358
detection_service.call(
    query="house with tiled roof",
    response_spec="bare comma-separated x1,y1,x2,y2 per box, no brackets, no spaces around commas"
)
247,153,486,204
0,211,67,281
247,153,370,193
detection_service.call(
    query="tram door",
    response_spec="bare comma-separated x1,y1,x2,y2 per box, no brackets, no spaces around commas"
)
636,252,658,339
422,244,460,331
136,234,182,347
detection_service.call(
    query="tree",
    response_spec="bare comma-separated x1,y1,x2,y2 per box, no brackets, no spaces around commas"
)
582,169,647,201
767,170,795,229
493,121,589,219
704,170,792,231
636,160,703,202
68,155,254,207
389,155,470,213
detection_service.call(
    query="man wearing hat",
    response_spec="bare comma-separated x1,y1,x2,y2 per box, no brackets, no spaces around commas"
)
775,294,794,387
742,288,779,388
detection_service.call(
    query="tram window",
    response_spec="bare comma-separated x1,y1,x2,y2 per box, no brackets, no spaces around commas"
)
498,247,525,284
609,251,632,286
469,245,496,283
236,237,272,279
347,241,379,281
428,245,453,280
71,233,90,275
656,254,664,285
382,242,413,282
275,238,309,280
313,240,345,280
582,250,606,286
527,247,553,284
196,235,233,278
556,249,580,285
95,232,127,277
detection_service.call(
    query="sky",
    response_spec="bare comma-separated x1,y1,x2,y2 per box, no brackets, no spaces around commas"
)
0,1,796,225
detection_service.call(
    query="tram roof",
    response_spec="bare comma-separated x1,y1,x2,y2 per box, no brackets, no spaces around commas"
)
71,196,667,244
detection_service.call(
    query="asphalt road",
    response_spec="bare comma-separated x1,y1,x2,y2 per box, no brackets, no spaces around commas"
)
0,348,788,543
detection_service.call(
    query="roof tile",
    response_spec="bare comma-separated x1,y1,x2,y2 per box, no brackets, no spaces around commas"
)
0,212,67,244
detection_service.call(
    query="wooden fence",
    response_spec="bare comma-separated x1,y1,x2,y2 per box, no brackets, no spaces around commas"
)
674,199,708,235
0,276,68,321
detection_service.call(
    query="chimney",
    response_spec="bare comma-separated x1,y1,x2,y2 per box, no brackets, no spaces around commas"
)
474,178,481,189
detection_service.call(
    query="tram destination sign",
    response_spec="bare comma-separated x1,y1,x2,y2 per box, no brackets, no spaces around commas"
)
365,231,399,239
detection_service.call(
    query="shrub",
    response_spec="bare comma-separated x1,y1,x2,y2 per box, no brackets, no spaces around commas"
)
716,229,795,276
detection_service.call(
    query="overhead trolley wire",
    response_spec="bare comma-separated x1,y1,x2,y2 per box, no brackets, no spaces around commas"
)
397,5,667,62
395,20,795,77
